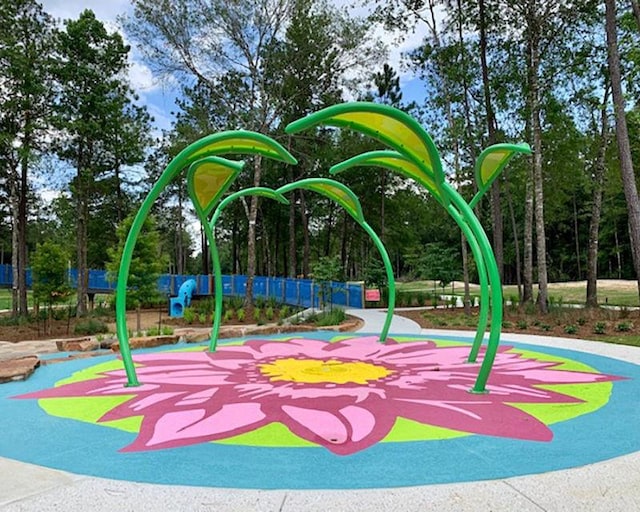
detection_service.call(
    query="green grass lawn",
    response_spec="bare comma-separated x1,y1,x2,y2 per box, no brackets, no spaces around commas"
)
397,279,640,307
0,289,33,310
0,289,112,312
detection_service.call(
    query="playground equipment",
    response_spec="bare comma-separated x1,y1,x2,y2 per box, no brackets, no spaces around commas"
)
168,278,197,317
285,102,531,392
115,102,529,393
115,132,297,387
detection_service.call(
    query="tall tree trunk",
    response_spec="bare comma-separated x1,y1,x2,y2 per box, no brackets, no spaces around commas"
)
340,211,348,270
76,190,88,316
299,189,310,277
287,139,297,277
18,151,28,316
523,168,534,304
478,0,503,280
456,0,477,313
9,169,19,317
324,206,334,256
232,215,239,274
75,152,89,318
244,157,262,311
527,19,549,313
573,195,582,279
630,0,640,31
288,195,297,277
461,232,471,314
586,88,610,307
506,184,523,301
605,0,640,303
177,186,184,275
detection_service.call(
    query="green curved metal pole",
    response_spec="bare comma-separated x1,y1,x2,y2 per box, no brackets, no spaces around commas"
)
208,187,289,352
444,184,502,392
284,103,507,392
115,132,296,387
115,149,195,386
361,221,395,342
446,208,489,360
329,155,490,357
276,178,395,343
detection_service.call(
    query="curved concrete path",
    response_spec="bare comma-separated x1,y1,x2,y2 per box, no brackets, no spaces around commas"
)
346,307,423,335
2,312,640,511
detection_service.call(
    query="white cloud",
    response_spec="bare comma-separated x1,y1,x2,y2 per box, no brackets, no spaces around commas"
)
129,61,157,93
41,0,174,133
40,0,130,25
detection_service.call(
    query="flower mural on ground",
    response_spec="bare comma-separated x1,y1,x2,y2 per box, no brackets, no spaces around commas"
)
14,336,621,455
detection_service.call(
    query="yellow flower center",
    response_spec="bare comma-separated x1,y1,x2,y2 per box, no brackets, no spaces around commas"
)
258,358,393,385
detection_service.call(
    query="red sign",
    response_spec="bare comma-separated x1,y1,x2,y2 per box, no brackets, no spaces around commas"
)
365,288,381,301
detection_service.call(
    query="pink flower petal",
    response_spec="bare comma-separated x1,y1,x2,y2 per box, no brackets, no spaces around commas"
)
282,405,348,444
340,405,376,443
124,403,267,451
281,403,396,455
395,398,554,441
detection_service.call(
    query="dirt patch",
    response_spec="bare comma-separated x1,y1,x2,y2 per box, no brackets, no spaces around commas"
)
396,306,640,340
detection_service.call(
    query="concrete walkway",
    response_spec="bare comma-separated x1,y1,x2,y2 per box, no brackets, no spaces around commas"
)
2,312,640,511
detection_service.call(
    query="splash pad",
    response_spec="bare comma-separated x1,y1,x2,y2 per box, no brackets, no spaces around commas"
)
3,331,638,489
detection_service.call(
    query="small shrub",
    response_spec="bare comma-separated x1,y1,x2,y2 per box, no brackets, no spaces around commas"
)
594,322,607,335
146,327,161,336
228,296,244,310
517,320,528,330
508,294,518,308
198,313,207,324
236,308,245,322
74,318,108,335
540,323,552,332
224,309,235,322
616,321,632,332
313,309,347,326
253,308,262,322
161,326,174,335
577,317,587,326
502,321,513,329
280,305,290,319
51,307,68,321
564,324,577,335
183,307,196,324
265,306,274,321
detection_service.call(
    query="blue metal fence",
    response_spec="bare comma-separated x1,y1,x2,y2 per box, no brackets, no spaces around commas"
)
0,263,364,308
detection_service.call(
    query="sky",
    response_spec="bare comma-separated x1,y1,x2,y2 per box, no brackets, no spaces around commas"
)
37,0,430,256
39,0,430,134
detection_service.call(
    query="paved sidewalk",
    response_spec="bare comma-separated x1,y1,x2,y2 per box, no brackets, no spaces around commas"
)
346,307,423,334
2,312,640,511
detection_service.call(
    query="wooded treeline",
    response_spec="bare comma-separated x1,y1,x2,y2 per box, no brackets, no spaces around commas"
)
1,0,640,317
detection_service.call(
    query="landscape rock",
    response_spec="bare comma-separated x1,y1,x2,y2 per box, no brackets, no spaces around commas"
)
180,330,212,343
111,334,180,352
56,337,99,352
0,356,40,383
